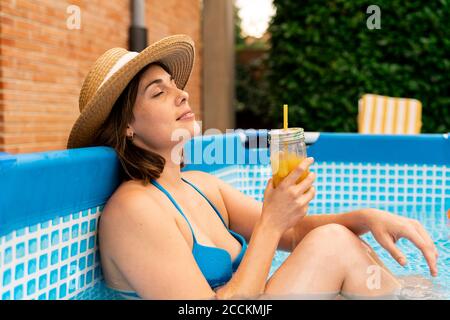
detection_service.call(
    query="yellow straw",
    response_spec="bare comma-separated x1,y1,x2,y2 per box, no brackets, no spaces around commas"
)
282,104,288,156
283,104,288,130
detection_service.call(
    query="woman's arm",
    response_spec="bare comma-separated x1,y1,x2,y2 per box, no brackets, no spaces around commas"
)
211,173,438,276
289,209,369,248
215,216,282,299
216,159,316,298
208,172,368,252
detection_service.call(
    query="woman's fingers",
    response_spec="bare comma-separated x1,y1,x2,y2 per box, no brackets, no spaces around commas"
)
400,226,438,277
378,233,407,266
264,178,273,195
414,221,439,258
294,171,316,195
375,220,438,277
300,185,316,204
282,157,314,186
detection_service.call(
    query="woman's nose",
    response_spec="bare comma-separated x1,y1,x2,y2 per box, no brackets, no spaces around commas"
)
175,89,189,106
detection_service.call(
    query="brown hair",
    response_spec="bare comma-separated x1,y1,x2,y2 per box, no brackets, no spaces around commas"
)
92,62,183,186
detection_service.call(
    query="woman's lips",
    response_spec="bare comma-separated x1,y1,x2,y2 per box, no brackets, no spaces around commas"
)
177,112,195,121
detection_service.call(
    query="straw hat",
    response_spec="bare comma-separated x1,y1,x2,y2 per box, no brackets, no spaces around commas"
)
67,34,195,149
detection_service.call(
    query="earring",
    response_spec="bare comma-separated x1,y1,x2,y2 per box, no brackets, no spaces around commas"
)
127,132,134,140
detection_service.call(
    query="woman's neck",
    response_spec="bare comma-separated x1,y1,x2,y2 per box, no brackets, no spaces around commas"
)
154,150,185,189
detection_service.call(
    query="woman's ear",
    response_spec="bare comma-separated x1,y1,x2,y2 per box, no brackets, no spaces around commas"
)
126,125,133,136
126,125,135,140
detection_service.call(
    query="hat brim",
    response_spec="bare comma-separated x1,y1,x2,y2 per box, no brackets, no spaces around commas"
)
67,34,195,149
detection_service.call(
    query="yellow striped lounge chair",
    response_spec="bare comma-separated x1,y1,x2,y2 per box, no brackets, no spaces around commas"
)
358,94,422,134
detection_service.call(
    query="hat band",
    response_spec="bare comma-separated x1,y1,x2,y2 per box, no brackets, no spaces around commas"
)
99,51,139,88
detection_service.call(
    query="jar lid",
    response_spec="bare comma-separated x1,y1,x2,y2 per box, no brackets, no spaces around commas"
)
268,127,304,144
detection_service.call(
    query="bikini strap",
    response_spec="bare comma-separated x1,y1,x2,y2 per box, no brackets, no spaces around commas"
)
181,177,228,228
151,179,197,243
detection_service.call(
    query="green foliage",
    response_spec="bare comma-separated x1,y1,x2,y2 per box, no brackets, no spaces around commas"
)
235,50,272,129
234,5,246,49
267,0,450,132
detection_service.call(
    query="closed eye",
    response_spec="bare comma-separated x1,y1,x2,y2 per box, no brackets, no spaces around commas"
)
151,77,174,98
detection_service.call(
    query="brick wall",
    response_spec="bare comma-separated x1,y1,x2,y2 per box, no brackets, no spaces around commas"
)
0,0,202,153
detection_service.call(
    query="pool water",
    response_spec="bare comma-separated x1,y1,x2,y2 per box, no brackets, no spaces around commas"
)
270,205,449,300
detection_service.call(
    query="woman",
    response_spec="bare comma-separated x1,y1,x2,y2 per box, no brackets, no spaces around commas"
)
67,35,438,300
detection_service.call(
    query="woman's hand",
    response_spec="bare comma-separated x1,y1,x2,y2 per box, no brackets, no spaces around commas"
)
363,208,439,277
261,157,316,235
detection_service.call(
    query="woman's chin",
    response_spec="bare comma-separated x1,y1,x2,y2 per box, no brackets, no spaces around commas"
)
173,120,201,142
180,119,201,136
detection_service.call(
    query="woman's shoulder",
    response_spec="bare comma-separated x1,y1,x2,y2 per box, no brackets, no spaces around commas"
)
101,172,223,224
109,179,154,203
100,180,163,226
97,180,183,272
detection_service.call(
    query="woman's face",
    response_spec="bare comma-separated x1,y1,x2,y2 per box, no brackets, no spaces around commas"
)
128,64,198,154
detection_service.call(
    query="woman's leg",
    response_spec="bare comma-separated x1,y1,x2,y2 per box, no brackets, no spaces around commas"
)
262,224,401,299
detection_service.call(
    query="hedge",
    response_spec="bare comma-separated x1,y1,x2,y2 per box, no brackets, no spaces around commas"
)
266,0,450,133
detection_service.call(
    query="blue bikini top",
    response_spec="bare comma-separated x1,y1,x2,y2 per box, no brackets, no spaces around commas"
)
152,177,248,289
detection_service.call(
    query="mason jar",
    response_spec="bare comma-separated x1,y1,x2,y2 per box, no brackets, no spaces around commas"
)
268,127,308,188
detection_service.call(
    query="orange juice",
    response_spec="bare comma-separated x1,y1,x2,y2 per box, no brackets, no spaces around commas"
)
271,151,309,188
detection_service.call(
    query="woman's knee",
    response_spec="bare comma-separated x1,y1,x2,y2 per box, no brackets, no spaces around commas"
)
304,223,360,247
296,223,370,264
